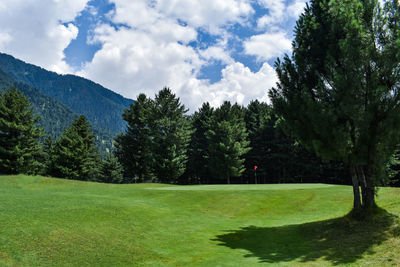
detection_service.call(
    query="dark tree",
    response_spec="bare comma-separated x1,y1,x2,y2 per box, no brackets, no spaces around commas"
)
185,102,214,184
115,94,154,182
100,154,124,184
207,101,250,184
151,88,192,184
243,100,271,183
50,115,100,180
42,136,54,176
0,87,43,174
269,0,400,216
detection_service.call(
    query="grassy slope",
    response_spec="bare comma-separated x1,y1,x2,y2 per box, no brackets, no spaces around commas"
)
0,175,399,266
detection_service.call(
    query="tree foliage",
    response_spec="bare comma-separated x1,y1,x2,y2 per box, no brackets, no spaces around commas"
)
100,154,124,184
206,101,250,184
50,115,100,180
269,0,400,215
0,87,43,174
151,88,192,183
185,102,214,184
116,88,191,184
115,94,153,182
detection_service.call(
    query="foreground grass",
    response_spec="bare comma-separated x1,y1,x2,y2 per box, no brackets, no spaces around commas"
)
0,175,399,266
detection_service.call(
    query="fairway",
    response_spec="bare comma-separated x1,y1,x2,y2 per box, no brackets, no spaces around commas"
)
148,183,336,191
1,175,400,266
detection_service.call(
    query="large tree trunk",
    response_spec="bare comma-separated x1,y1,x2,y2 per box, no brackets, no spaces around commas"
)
227,175,230,184
356,166,367,203
362,167,377,210
349,165,362,212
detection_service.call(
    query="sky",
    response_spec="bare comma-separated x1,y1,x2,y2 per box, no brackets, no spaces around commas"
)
0,0,307,111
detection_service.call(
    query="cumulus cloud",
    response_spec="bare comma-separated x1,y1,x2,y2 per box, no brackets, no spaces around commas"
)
0,0,89,73
179,62,277,110
244,32,292,61
79,23,202,99
80,0,269,111
0,0,295,111
256,0,286,29
287,0,308,18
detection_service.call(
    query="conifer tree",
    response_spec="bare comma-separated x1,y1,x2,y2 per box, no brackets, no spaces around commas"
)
185,102,214,184
0,87,43,174
151,88,192,183
207,101,250,184
51,115,100,180
100,154,124,183
115,93,153,182
270,0,400,215
243,100,271,183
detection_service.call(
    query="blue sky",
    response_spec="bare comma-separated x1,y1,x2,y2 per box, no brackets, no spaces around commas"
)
0,0,307,111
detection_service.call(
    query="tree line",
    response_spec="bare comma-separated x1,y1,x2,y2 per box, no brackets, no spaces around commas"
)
0,86,365,185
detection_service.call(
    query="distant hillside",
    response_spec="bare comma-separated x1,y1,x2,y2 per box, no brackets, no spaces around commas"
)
0,52,133,134
0,68,114,156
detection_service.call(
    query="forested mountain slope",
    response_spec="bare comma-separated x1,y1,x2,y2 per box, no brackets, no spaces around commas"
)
0,68,113,156
0,53,133,134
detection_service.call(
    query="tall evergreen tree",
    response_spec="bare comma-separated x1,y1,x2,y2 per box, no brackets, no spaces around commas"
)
151,88,192,184
50,115,100,180
243,100,271,183
185,102,214,184
115,94,153,182
0,87,43,174
207,101,250,184
269,0,400,215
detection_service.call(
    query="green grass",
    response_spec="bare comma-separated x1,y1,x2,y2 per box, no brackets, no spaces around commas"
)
0,175,399,266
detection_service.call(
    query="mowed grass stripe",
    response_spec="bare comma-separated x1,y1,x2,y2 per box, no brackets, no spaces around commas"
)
0,175,399,266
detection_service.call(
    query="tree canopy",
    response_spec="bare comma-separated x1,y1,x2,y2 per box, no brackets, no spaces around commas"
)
0,87,43,174
270,0,400,215
50,115,100,180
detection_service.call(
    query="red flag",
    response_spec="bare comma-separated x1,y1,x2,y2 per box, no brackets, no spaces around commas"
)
254,165,258,170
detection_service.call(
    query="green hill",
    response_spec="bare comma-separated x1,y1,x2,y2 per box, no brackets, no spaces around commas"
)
0,52,133,135
1,175,399,266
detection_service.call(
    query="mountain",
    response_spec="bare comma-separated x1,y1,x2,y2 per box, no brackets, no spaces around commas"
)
0,68,77,138
0,68,115,156
0,52,133,134
0,53,134,156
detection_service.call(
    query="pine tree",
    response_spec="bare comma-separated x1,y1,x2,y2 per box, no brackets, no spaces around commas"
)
269,0,400,215
185,102,214,184
207,101,250,184
151,88,192,184
243,100,271,183
0,87,43,174
115,93,153,182
51,115,100,180
100,154,124,183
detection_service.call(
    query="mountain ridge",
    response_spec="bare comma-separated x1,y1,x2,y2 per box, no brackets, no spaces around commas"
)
0,52,133,134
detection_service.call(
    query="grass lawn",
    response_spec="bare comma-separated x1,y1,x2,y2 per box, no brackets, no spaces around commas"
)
0,175,399,266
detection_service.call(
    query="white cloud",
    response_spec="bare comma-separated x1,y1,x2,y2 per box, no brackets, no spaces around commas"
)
0,0,291,112
0,0,89,73
154,0,254,34
244,32,292,61
256,0,285,29
179,62,277,110
287,0,307,18
80,0,274,111
79,24,203,99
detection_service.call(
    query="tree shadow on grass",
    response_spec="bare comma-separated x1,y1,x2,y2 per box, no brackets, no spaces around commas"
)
212,209,398,265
